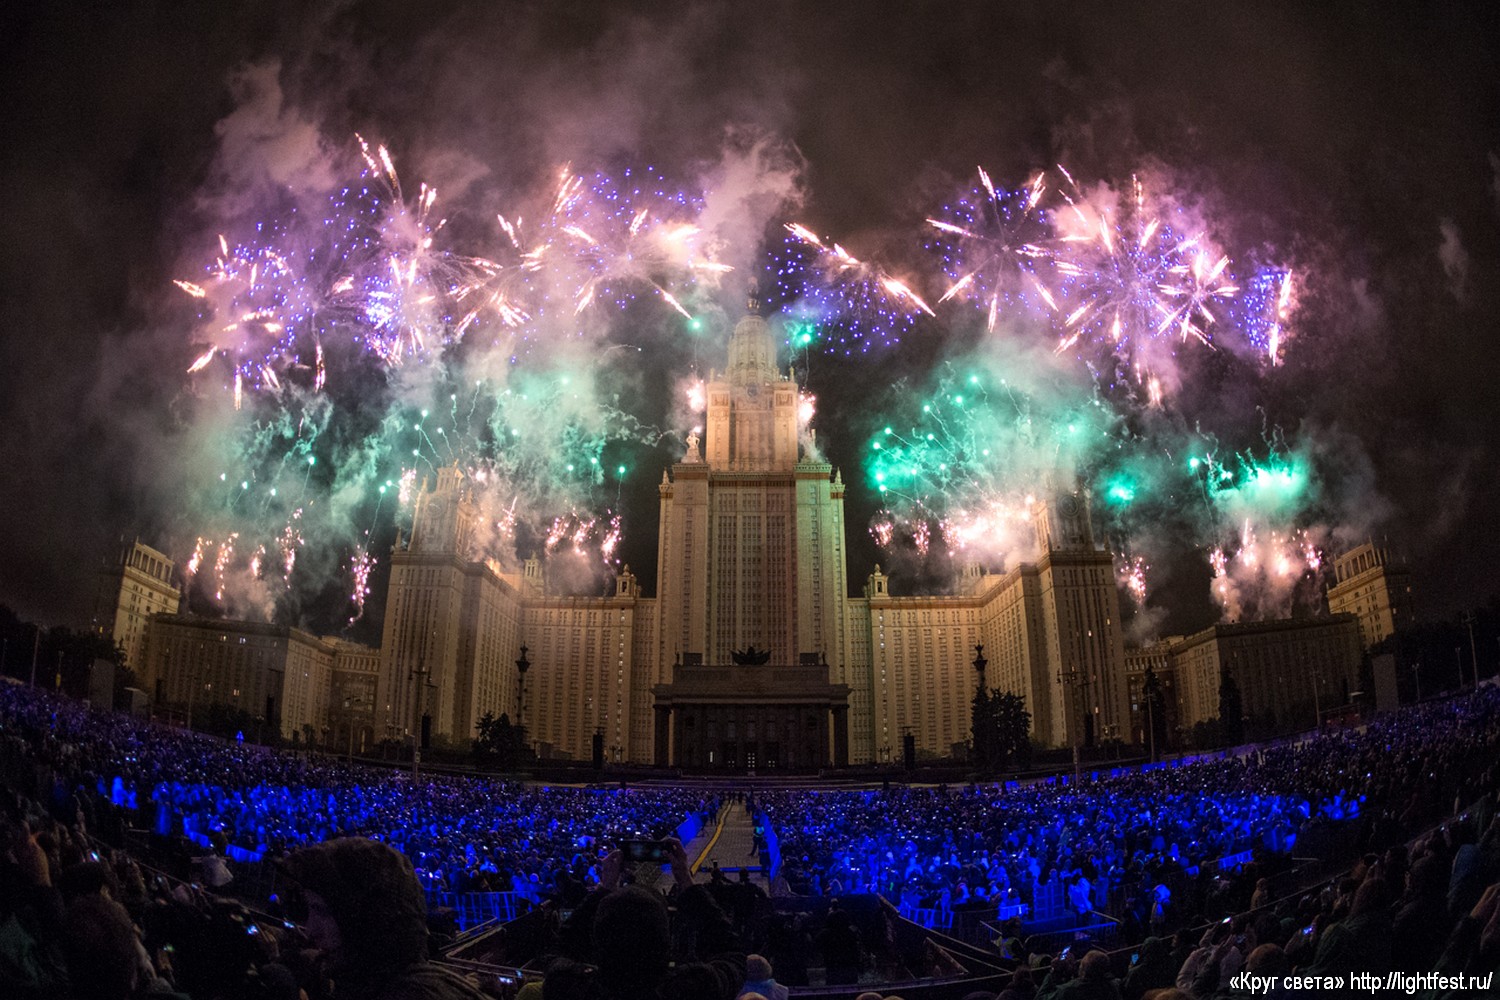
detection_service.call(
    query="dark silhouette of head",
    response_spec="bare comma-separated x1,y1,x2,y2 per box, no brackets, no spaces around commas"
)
593,886,671,996
280,837,429,975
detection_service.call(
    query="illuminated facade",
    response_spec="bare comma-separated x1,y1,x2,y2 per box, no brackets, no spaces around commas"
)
376,301,1129,764
93,541,182,672
1125,639,1180,749
140,615,376,741
1169,615,1362,731
856,492,1131,760
1326,541,1414,649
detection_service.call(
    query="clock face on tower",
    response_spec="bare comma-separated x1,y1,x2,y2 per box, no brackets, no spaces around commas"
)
1059,494,1078,517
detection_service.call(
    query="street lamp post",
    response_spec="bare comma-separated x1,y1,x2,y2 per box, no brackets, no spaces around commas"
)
409,658,431,783
343,697,366,763
1057,666,1083,785
1142,669,1160,765
972,644,988,772
515,644,530,732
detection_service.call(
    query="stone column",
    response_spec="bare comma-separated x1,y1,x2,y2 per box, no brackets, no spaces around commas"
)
654,705,671,766
816,708,830,768
832,704,849,767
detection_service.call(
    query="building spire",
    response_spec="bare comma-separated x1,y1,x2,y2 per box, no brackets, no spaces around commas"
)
726,286,777,387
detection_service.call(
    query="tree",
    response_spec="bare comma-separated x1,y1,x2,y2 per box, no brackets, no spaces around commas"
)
1219,668,1244,747
971,688,1030,775
971,687,999,774
1141,665,1170,756
474,710,533,769
993,691,1032,771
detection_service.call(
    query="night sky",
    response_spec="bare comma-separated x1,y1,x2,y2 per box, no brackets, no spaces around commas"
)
2,1,1497,643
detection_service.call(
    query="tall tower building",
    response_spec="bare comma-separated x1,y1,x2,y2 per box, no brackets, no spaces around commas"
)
656,294,850,670
1326,541,1413,649
367,296,1129,768
94,541,182,673
652,292,856,758
1030,490,1131,750
379,467,525,751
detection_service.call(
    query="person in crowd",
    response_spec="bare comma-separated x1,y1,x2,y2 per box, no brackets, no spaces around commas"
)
818,906,863,985
1120,936,1173,1000
995,965,1035,1000
738,952,788,1000
1304,874,1392,978
2,821,69,999
1037,947,1120,1000
280,836,489,1000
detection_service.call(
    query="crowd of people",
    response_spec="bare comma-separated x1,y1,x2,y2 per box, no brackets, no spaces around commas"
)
0,682,718,906
956,807,1500,1000
756,688,1500,940
3,679,1500,998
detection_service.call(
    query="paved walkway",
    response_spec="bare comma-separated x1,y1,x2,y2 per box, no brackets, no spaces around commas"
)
645,799,768,890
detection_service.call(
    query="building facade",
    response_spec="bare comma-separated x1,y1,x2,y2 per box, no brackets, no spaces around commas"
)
140,615,376,743
1169,615,1363,732
1125,639,1180,752
1326,541,1414,649
371,300,1129,765
93,541,183,673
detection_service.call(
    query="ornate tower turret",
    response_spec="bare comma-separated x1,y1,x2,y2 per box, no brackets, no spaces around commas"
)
705,291,799,471
725,288,779,387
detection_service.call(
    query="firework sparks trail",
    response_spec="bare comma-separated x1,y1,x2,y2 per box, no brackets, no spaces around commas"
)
1118,554,1150,607
448,168,585,337
1049,170,1238,399
348,547,375,624
324,134,513,365
213,534,237,603
1192,446,1328,621
547,166,730,319
773,223,934,354
1235,268,1298,366
278,509,304,585
175,232,314,408
1158,247,1239,345
925,168,1057,331
864,368,1106,568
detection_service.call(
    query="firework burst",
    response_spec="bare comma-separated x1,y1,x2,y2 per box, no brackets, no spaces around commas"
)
1192,446,1328,621
1117,553,1150,607
865,368,1108,567
1050,171,1237,399
1235,268,1297,366
926,168,1057,331
773,223,933,354
547,166,729,319
172,146,704,624
321,134,508,365
175,232,316,408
